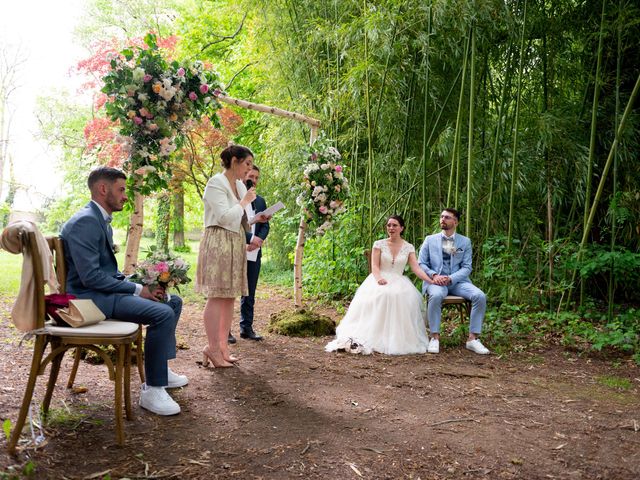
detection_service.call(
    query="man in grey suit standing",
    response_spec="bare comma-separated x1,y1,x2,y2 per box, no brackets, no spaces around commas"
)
61,167,187,416
418,208,490,355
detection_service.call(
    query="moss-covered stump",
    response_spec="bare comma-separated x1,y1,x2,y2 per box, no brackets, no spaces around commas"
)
268,309,336,337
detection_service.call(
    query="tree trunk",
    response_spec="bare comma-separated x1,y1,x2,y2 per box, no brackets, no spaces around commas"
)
172,187,185,249
123,191,144,274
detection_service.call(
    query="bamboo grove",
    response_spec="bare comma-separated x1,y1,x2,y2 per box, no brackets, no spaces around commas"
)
218,0,640,312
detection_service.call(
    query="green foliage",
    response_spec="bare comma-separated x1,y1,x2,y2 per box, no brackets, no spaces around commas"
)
301,207,370,300
2,418,10,439
484,303,640,362
0,460,36,479
596,375,633,390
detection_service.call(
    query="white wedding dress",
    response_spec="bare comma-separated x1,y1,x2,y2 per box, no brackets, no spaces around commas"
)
325,239,429,355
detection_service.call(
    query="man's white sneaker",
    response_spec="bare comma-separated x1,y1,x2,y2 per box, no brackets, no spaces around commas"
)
167,368,188,388
139,384,181,415
427,338,440,354
466,339,490,355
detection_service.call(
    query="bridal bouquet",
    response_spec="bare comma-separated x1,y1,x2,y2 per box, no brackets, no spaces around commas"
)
101,33,223,193
130,248,191,293
297,138,350,236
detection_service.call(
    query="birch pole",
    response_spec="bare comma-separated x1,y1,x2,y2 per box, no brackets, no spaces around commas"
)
123,190,144,274
215,93,320,307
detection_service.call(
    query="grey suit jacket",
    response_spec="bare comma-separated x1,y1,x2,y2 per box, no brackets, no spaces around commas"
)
418,232,473,293
60,201,137,317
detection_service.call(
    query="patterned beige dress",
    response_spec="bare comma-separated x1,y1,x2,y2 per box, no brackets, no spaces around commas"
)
195,173,248,298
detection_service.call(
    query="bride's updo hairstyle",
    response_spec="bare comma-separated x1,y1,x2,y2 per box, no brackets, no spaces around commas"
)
220,144,254,169
387,215,405,235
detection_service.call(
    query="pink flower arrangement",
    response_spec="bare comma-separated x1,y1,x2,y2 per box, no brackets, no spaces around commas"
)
188,91,197,101
199,84,209,94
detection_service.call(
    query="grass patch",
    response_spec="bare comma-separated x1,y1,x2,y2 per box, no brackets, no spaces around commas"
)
596,375,633,390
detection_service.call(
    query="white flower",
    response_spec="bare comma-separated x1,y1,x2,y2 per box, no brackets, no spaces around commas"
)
132,68,145,82
320,163,330,170
326,146,341,159
312,186,324,197
137,93,149,102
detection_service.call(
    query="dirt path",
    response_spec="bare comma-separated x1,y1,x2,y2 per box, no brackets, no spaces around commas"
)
1,286,639,479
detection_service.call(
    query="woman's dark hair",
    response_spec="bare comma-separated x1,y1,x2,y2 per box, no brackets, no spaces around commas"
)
220,145,254,169
387,215,405,234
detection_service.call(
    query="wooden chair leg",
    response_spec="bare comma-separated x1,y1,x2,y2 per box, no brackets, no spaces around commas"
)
114,345,125,446
67,347,82,389
8,337,47,455
135,327,145,383
124,344,133,421
42,342,64,417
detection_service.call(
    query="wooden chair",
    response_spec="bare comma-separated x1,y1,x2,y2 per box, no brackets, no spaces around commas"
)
7,232,140,454
46,237,146,387
433,295,472,326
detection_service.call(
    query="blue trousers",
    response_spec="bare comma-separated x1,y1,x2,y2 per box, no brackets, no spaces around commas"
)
426,282,486,335
112,294,182,387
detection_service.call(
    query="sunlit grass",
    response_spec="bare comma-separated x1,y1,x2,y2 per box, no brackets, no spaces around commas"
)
0,231,291,303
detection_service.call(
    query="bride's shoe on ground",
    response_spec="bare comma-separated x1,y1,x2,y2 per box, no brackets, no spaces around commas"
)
201,346,234,368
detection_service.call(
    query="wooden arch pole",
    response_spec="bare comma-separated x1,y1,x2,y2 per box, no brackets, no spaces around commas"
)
216,94,320,307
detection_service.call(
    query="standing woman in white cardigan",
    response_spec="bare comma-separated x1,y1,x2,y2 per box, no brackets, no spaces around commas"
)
196,145,267,367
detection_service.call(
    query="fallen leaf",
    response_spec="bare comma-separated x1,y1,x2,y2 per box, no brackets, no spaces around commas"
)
348,463,363,477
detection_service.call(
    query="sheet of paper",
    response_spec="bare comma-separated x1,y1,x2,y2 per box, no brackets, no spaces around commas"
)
260,201,285,217
246,247,259,262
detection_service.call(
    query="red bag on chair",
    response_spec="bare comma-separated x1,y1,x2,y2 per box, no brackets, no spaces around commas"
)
44,293,77,326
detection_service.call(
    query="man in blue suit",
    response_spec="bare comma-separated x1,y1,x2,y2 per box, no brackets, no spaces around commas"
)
61,167,187,416
239,165,270,341
418,208,489,355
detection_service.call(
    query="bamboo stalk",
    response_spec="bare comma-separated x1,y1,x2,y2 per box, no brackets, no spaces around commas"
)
564,71,640,309
466,26,476,235
507,0,527,250
608,0,622,319
581,0,606,306
448,31,470,207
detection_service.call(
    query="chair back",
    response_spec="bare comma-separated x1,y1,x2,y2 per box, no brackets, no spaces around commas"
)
24,231,47,329
46,237,67,293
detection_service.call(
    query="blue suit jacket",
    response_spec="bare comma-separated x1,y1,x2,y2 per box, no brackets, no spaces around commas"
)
60,201,137,317
418,232,473,293
245,195,270,258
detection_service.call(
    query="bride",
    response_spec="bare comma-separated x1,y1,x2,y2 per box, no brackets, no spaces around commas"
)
325,215,433,355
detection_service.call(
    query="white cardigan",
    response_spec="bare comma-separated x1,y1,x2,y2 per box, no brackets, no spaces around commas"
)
202,173,248,233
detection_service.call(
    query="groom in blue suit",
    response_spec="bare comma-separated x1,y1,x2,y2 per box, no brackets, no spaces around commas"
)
61,167,187,416
418,208,490,355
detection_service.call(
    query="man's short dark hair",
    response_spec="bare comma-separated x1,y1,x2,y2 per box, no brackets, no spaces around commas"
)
251,165,260,172
443,208,460,221
87,167,127,190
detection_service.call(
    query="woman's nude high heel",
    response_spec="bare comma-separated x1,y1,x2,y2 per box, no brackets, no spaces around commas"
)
202,346,233,368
